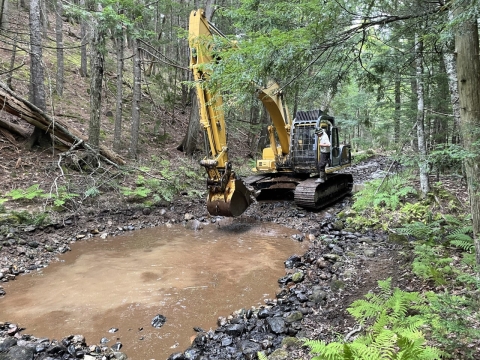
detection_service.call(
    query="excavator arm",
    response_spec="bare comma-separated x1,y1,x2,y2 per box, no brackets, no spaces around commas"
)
255,81,292,170
189,9,253,217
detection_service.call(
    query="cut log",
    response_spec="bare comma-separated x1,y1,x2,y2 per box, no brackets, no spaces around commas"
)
0,81,125,165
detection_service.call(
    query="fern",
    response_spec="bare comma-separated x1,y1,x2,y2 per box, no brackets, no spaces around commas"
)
84,187,101,198
423,291,480,359
6,184,47,201
412,245,453,285
305,279,443,360
448,234,474,252
121,186,151,198
446,226,474,252
394,221,440,242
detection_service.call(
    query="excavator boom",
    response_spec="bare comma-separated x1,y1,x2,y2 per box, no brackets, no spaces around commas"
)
189,9,253,217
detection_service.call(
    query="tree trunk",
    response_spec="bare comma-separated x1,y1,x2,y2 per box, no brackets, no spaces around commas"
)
443,50,461,145
178,89,200,154
79,0,88,77
129,38,141,159
0,118,30,138
394,77,401,145
256,106,269,155
204,0,216,22
415,33,429,196
433,60,449,146
179,1,216,155
55,0,64,96
27,0,50,150
455,18,480,268
6,33,17,90
0,0,8,29
40,0,48,31
113,31,124,152
88,25,104,150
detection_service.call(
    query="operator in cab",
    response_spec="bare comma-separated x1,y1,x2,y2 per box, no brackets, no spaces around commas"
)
315,121,331,183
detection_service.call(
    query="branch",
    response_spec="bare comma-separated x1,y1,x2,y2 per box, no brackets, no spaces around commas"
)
0,81,125,165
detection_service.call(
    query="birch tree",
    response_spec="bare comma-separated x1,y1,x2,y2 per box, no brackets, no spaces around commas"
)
415,33,429,196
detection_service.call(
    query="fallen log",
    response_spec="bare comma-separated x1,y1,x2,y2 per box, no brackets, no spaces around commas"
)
0,81,125,165
0,117,31,138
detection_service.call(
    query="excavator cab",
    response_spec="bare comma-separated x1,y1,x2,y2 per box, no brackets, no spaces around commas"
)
290,111,350,173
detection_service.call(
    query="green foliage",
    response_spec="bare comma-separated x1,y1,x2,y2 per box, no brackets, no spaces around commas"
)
411,244,453,285
352,152,375,164
121,183,152,198
394,221,441,243
446,227,474,252
398,202,434,223
2,184,80,210
121,159,205,203
10,210,50,226
6,184,47,201
84,187,101,198
305,278,442,360
428,144,471,175
48,187,80,208
423,292,480,359
352,175,415,213
347,174,416,229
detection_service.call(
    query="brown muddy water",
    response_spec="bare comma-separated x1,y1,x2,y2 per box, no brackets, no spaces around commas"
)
0,219,306,359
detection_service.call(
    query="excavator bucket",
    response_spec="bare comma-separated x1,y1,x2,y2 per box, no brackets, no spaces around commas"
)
206,176,253,217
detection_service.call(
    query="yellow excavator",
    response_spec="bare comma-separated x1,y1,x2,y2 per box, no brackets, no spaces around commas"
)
188,9,353,217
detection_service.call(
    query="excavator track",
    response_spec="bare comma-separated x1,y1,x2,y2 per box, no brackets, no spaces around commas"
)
294,173,353,210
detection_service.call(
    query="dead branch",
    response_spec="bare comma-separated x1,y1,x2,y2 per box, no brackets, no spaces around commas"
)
0,117,31,137
0,128,19,146
0,81,125,165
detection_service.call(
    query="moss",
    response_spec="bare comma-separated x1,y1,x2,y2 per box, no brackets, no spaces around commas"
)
330,279,345,292
267,349,289,360
0,214,20,226
389,232,409,244
292,271,304,283
281,337,302,348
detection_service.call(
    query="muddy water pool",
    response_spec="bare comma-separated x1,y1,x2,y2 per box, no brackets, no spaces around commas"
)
0,219,306,359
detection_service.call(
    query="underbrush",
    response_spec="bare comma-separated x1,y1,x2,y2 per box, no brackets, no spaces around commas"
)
0,154,205,218
307,171,480,359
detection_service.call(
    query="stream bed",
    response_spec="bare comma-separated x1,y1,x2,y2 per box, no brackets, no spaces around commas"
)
0,218,306,360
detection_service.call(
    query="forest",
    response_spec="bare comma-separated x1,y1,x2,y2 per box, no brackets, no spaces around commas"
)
0,0,480,359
